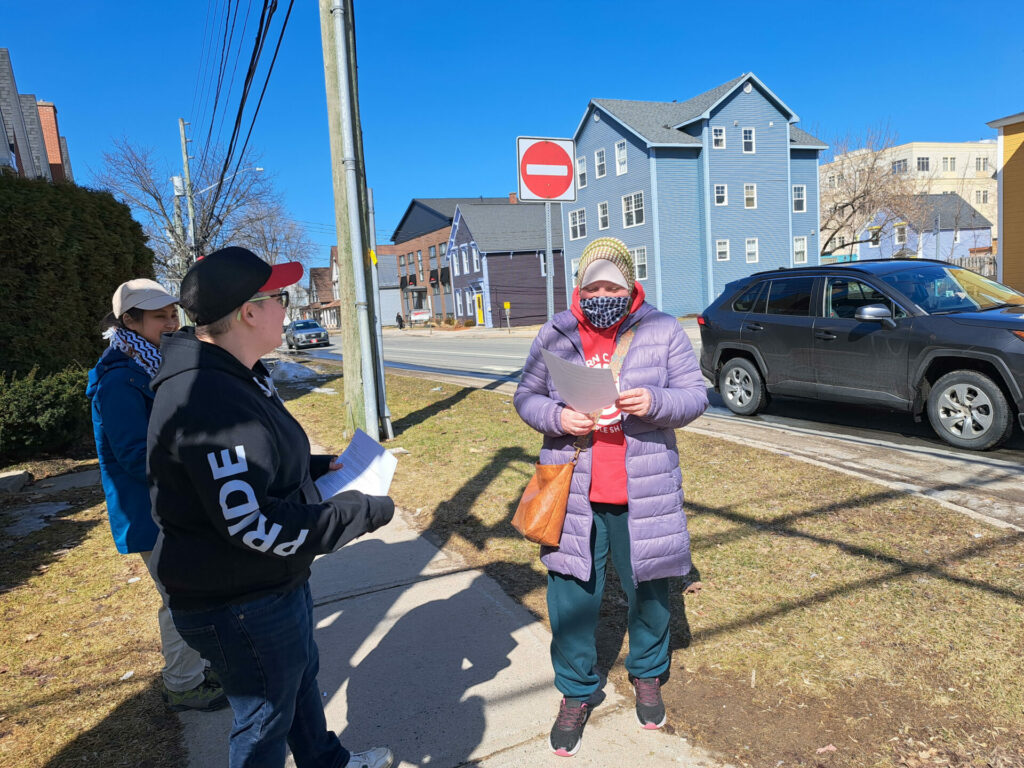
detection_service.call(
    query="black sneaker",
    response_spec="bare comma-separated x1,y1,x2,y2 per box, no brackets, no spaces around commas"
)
549,697,589,757
632,677,666,729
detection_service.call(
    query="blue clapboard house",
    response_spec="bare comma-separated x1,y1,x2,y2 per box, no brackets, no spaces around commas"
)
561,73,827,315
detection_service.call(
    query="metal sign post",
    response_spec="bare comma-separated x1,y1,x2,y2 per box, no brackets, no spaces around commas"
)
516,136,576,320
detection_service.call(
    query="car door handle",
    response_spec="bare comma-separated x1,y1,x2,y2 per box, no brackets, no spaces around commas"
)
815,330,837,341
744,322,764,332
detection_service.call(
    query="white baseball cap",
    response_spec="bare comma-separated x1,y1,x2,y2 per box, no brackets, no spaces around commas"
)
112,279,178,317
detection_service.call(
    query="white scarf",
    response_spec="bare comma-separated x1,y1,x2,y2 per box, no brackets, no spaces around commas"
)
104,326,162,378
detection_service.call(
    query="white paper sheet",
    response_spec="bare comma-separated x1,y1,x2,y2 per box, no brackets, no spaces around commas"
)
315,429,397,499
540,348,620,414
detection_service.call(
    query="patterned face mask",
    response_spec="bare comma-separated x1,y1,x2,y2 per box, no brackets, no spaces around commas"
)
579,295,631,328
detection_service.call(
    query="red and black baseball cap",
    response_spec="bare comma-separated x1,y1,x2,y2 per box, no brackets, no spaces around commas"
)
180,246,303,325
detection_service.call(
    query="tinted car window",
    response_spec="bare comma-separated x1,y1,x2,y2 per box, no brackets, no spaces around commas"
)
765,277,815,316
826,278,907,319
732,282,766,313
293,321,318,330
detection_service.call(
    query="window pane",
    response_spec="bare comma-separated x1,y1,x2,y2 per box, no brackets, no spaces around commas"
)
765,277,814,316
732,282,765,313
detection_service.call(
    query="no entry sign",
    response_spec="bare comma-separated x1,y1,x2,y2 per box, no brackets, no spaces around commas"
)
517,137,576,202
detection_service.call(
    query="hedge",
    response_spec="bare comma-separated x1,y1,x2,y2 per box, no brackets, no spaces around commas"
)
0,366,91,463
0,174,154,377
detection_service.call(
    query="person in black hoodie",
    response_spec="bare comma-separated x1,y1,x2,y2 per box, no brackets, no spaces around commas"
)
148,247,395,768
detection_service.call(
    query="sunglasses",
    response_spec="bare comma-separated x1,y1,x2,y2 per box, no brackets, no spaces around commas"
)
237,290,290,320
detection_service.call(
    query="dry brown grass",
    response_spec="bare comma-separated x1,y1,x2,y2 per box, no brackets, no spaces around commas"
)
284,368,1024,768
0,485,185,768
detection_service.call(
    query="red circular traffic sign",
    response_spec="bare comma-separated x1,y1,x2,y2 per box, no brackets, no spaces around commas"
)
519,140,573,199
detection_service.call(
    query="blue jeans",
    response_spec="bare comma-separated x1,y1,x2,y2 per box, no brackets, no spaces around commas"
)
547,503,671,700
172,582,349,768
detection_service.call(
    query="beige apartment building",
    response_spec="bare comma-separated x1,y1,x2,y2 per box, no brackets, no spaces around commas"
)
820,141,999,259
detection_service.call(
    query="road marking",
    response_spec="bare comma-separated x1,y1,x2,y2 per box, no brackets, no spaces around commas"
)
525,164,569,176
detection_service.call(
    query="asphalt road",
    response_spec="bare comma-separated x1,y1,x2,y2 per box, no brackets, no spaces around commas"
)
282,328,1024,529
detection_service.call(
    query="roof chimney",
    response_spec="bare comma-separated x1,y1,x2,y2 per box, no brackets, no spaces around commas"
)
508,192,518,204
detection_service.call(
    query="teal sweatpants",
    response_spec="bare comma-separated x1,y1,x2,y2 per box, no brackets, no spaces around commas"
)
546,502,671,700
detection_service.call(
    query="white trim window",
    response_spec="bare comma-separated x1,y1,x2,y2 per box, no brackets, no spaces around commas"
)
894,225,907,245
792,184,806,213
744,183,757,209
451,249,460,276
598,201,609,230
917,157,930,172
869,228,880,247
742,127,755,154
629,246,648,280
716,239,730,261
455,290,463,317
461,245,470,274
942,156,956,172
976,156,989,172
712,126,725,149
568,208,587,240
793,236,807,264
615,140,627,175
539,252,547,277
892,159,908,174
622,191,644,227
954,229,960,244
472,244,481,272
745,237,759,263
570,258,580,282
595,148,606,178
976,189,989,204
714,184,727,206
576,156,587,189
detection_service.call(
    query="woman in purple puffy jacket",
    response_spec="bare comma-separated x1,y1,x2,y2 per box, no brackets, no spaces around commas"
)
514,237,708,757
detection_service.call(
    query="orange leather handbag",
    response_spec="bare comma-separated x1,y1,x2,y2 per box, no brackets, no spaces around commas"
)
511,435,588,546
512,325,639,547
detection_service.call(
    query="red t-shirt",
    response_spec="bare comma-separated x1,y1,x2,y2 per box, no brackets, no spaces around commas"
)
570,285,645,505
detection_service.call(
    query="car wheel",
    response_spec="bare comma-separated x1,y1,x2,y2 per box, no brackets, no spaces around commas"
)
719,357,767,416
927,370,1013,451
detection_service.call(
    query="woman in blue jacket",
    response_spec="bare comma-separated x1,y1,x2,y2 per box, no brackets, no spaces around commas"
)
87,278,226,712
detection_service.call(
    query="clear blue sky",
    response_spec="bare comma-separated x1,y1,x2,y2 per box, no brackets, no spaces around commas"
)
5,0,1023,267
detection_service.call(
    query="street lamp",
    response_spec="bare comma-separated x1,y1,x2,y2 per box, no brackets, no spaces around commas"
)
172,166,265,261
193,166,265,197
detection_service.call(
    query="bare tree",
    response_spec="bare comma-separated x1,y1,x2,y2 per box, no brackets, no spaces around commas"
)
818,127,923,257
96,138,311,286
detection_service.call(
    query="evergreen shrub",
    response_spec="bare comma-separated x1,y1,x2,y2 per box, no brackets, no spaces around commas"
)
0,366,91,462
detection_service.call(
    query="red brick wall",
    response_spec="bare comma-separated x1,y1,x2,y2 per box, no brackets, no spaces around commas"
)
36,102,65,182
379,226,452,319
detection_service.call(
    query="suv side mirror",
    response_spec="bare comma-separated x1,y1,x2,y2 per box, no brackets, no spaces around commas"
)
855,304,896,329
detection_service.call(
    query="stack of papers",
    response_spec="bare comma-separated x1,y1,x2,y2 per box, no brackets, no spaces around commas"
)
540,349,619,413
315,429,397,499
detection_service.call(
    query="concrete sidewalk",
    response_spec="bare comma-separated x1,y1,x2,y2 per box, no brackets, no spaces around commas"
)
179,504,727,767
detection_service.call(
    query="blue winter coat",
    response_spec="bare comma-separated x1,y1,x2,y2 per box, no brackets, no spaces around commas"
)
86,346,160,554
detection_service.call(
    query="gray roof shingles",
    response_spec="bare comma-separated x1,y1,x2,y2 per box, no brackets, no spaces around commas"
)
592,74,825,149
902,193,992,229
458,202,563,253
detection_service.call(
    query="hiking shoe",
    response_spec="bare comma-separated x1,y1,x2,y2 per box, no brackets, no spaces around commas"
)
345,747,394,768
549,697,589,757
161,678,228,712
632,677,666,729
203,666,220,687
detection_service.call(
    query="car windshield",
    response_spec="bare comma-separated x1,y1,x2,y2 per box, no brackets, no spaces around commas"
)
293,321,319,330
878,265,1024,314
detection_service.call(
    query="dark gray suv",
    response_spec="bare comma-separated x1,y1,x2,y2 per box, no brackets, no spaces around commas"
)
698,259,1024,450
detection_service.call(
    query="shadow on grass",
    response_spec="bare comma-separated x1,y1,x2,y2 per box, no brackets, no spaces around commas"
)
0,496,103,594
42,677,185,768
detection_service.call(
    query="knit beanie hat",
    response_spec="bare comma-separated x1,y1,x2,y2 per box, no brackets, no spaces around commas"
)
576,237,635,290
